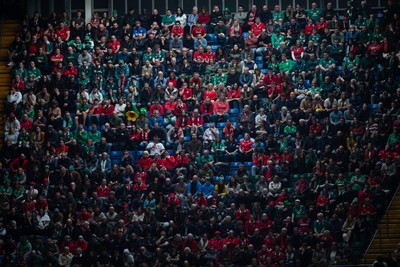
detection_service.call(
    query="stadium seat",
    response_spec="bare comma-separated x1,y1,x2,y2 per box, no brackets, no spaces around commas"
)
230,162,241,168
111,159,121,165
242,32,248,39
217,122,226,128
261,69,268,74
136,151,144,157
336,66,342,71
111,151,122,158
256,56,263,62
211,45,220,52
244,162,253,167
208,34,215,43
229,108,239,114
256,63,264,69
204,123,210,128
184,136,190,142
304,80,310,89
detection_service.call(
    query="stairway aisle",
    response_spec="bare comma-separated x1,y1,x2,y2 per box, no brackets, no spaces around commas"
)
363,189,400,265
0,20,20,148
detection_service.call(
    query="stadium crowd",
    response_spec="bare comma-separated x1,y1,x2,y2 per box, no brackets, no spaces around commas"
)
1,0,400,266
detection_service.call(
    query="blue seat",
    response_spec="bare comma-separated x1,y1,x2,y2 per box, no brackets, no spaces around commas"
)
237,135,243,142
261,69,268,74
184,136,190,142
111,159,121,165
217,122,226,128
204,123,210,128
224,176,231,182
256,56,263,62
231,122,238,128
136,151,144,158
244,162,253,167
257,63,264,69
304,80,310,89
208,33,215,43
230,162,241,167
111,151,122,158
376,12,383,18
211,45,220,52
129,151,135,158
229,108,239,114
242,32,248,39
336,66,343,71
168,150,174,155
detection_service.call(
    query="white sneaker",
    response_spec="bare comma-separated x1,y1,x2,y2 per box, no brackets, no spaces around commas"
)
7,62,14,67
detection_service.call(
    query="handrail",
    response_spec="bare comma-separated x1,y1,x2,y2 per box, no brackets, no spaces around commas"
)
362,184,400,265
0,11,4,48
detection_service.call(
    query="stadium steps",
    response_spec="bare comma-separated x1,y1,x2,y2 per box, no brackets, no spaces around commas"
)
0,20,19,147
362,187,400,265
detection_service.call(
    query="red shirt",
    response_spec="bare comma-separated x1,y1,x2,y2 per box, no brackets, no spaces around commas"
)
191,26,206,36
263,74,280,87
179,88,193,100
133,183,147,191
96,185,110,197
171,26,184,36
291,46,305,59
176,154,189,166
240,140,254,153
20,119,33,131
101,104,115,116
188,115,204,127
55,27,70,41
159,156,176,169
63,67,78,77
51,54,64,66
138,156,154,170
203,90,217,101
251,22,266,37
108,40,121,53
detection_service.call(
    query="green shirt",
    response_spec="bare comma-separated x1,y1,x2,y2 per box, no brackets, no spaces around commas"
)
213,74,227,86
308,8,322,22
343,56,360,70
309,34,321,45
162,15,176,26
292,205,306,221
64,52,78,66
200,155,214,166
284,125,297,135
350,175,366,191
28,68,41,79
88,131,102,143
271,33,284,48
75,130,89,145
279,60,293,73
272,11,284,21
319,57,335,69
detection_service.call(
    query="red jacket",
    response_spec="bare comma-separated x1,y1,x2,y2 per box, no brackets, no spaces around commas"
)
96,185,110,197
176,155,189,167
159,156,176,169
200,102,214,116
138,156,154,170
188,115,204,127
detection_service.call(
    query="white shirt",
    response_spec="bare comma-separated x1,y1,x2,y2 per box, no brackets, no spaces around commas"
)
146,142,165,156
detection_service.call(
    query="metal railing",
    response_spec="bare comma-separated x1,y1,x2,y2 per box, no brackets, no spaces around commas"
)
0,13,4,49
362,184,400,265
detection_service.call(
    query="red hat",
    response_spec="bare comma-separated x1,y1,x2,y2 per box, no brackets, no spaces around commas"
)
43,177,49,183
30,182,36,186
214,231,221,235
